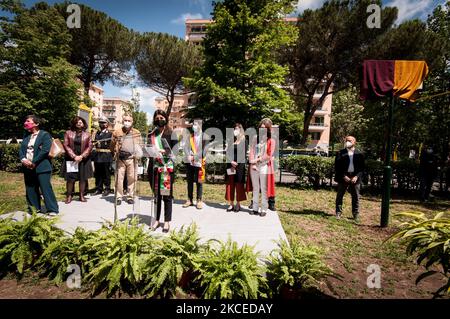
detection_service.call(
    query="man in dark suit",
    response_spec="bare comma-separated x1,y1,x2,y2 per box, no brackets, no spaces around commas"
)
19,115,59,215
334,136,365,221
93,117,113,196
419,145,438,202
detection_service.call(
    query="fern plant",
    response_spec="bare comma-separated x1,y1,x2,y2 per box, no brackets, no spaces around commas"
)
193,238,267,299
37,227,97,285
388,212,450,298
84,218,156,297
265,239,336,298
142,224,205,298
0,213,64,276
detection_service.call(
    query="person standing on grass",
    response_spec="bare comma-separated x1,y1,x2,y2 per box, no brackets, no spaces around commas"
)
246,118,276,217
19,115,59,215
418,144,438,202
225,123,247,212
334,136,365,221
62,116,94,203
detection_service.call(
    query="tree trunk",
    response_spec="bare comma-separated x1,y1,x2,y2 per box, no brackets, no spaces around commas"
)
300,97,314,145
166,88,175,117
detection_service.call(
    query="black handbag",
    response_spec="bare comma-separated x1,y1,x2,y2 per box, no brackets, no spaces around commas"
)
119,151,132,160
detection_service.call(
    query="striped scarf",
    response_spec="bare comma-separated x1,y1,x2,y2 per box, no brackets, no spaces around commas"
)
152,133,173,195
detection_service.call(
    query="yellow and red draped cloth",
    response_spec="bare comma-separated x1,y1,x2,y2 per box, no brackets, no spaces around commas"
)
151,133,173,196
360,60,429,102
190,135,206,184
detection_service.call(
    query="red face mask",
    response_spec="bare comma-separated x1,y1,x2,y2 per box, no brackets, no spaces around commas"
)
24,122,35,131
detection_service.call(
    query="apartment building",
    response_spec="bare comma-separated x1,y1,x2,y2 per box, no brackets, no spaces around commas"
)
184,18,332,152
102,97,133,131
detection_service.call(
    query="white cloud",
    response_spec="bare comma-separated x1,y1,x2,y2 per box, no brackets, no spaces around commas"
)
189,0,210,15
295,0,327,13
117,86,162,125
386,0,434,23
171,13,203,25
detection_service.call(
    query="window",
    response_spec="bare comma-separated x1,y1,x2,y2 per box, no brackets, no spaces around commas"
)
313,117,324,126
310,132,321,141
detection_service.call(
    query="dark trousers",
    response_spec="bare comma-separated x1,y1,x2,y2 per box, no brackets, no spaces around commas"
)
24,170,59,213
419,174,434,201
94,162,111,191
225,175,247,202
156,195,172,222
336,181,360,216
186,165,203,201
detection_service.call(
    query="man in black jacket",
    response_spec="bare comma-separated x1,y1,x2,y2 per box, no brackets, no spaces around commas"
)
334,136,365,221
419,145,438,202
93,117,113,196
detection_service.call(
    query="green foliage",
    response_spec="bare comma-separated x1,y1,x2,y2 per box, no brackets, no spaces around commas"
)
283,0,398,144
142,224,204,298
280,155,333,188
0,144,21,172
185,0,298,131
194,238,267,299
388,212,450,298
37,227,97,285
0,2,81,138
135,32,202,116
266,240,336,295
0,213,64,275
0,144,64,174
84,218,155,297
55,2,137,92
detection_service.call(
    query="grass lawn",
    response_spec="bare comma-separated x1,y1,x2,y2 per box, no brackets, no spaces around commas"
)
0,171,449,299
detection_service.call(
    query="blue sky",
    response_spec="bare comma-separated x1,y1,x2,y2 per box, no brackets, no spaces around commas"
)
18,0,445,122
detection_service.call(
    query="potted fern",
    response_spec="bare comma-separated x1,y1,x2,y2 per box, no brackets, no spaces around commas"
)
388,212,450,298
193,238,268,299
0,213,64,277
265,239,337,299
142,224,205,298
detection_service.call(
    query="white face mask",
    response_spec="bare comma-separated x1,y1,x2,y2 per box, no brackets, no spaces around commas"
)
345,141,353,149
234,129,240,137
123,121,132,129
192,124,199,132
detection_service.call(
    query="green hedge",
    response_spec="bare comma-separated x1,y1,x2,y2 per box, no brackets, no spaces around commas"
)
0,144,63,174
280,156,334,188
281,155,421,191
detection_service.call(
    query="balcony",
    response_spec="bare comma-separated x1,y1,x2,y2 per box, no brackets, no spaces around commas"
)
314,108,328,116
308,123,328,131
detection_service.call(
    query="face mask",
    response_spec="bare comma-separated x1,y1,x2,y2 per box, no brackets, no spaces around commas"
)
234,129,240,137
345,141,353,149
192,124,199,132
427,148,433,154
156,119,166,127
123,121,132,129
24,122,35,131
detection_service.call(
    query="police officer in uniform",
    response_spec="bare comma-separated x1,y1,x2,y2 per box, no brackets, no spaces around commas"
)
93,117,113,196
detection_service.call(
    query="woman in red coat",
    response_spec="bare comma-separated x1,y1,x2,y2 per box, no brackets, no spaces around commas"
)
246,118,276,217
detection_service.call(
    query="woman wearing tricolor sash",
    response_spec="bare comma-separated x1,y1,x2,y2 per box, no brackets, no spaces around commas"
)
148,110,175,233
182,119,206,210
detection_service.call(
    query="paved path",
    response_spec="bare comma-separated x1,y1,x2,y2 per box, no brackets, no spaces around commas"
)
3,194,287,256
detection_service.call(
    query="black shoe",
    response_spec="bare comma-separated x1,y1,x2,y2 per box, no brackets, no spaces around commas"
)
226,205,234,212
102,189,111,196
260,211,267,217
234,204,241,212
252,210,259,215
93,190,103,196
127,198,134,205
116,199,122,206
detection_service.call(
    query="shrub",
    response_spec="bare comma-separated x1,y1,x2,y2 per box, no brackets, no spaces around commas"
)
281,156,333,188
0,213,64,276
84,218,156,297
142,224,204,298
194,238,267,299
37,227,97,285
388,212,450,298
266,240,336,298
0,144,21,172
